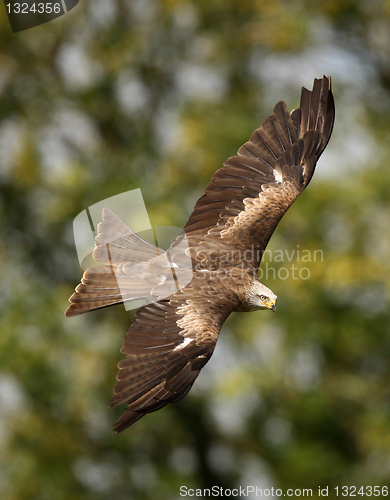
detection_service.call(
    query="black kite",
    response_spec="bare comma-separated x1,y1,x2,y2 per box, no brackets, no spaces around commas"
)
66,77,335,432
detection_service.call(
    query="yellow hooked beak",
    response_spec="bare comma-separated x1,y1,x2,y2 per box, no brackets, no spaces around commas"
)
265,299,277,312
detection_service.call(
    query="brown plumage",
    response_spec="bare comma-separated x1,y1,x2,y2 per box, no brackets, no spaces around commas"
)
66,77,335,432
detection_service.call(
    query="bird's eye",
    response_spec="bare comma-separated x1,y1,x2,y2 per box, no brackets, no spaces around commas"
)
260,295,267,301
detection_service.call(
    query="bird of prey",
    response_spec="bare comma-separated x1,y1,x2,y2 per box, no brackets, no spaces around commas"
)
66,76,335,432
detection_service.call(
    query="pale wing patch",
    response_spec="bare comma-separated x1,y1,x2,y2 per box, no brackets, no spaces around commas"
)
220,181,300,245
273,170,283,184
172,336,193,352
176,300,219,346
175,289,238,348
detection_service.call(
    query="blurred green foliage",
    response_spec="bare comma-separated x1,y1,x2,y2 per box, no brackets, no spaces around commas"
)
1,0,390,498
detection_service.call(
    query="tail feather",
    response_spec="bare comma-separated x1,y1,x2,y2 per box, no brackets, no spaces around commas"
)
66,208,165,317
93,208,163,266
65,266,150,317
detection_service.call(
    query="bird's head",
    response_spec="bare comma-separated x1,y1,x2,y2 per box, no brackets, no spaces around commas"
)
245,280,277,312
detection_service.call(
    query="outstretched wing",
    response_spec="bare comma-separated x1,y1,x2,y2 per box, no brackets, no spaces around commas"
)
109,284,239,432
185,76,335,270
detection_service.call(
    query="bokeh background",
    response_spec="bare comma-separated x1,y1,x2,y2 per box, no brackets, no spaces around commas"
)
1,0,390,498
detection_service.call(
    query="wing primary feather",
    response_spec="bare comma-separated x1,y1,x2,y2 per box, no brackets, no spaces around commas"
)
109,291,239,431
183,76,334,270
